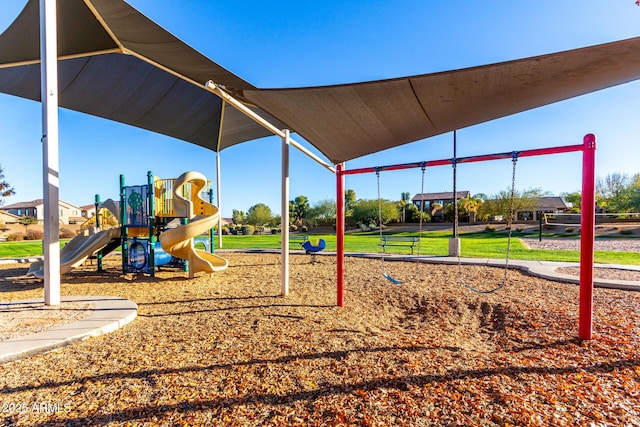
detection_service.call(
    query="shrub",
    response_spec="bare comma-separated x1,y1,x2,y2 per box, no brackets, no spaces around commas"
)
230,228,238,235
7,233,25,241
221,226,230,235
241,225,255,236
485,225,497,232
290,224,298,232
564,227,575,233
271,228,281,234
25,229,44,240
620,229,633,235
300,225,308,233
60,228,76,238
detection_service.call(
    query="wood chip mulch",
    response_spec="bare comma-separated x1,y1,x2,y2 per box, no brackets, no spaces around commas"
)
0,253,638,426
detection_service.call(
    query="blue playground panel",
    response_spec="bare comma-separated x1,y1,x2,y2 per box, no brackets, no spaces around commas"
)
123,185,149,227
126,238,172,274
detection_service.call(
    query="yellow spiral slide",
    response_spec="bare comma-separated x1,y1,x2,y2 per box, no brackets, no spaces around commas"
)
159,171,228,278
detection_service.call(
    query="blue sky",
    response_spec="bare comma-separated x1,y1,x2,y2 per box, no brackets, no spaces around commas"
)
1,1,639,217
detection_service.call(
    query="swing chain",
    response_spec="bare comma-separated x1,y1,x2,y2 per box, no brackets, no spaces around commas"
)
457,152,519,294
452,158,459,239
503,153,519,275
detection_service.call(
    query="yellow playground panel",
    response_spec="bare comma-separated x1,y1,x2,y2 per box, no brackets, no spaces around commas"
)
154,177,213,218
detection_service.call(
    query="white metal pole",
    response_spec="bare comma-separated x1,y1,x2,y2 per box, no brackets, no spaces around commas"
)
281,129,290,297
204,81,335,173
40,0,60,305
216,151,222,248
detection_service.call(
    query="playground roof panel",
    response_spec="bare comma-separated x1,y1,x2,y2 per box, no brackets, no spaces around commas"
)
0,0,285,152
1,1,640,165
242,36,640,163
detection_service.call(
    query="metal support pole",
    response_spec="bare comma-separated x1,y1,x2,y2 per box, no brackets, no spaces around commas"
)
204,81,336,173
40,0,60,306
281,130,290,297
538,211,543,242
579,134,596,340
120,174,127,274
95,194,103,271
208,189,215,252
216,151,223,248
147,171,155,277
452,130,457,238
336,163,345,307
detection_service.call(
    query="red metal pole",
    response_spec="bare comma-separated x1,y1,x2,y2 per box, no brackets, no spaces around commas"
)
336,163,345,307
579,134,596,340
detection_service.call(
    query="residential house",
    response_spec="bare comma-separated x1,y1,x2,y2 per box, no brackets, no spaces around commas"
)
412,191,471,222
517,196,568,221
0,210,20,224
1,199,84,225
80,203,96,219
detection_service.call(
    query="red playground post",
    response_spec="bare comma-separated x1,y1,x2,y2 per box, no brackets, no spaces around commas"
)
336,163,345,307
579,134,597,340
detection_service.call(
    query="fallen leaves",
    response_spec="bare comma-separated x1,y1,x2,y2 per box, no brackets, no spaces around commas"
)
0,254,638,426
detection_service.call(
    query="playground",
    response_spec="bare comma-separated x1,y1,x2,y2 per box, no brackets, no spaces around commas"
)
1,1,640,425
1,252,639,425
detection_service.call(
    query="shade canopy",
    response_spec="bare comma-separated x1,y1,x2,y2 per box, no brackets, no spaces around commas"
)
0,0,286,152
243,36,640,163
1,0,640,165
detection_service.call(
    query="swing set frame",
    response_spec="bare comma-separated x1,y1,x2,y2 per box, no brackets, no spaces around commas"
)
335,134,597,340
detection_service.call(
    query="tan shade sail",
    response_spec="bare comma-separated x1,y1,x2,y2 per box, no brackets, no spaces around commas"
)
1,0,639,165
0,0,285,152
242,36,640,164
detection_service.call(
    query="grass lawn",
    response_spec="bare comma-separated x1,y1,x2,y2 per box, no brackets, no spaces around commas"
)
0,240,70,259
1,231,638,265
220,230,639,266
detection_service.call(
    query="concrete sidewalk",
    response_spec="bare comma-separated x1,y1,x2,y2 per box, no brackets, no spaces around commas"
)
0,296,137,364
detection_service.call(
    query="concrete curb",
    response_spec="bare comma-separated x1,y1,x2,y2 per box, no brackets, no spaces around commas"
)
0,296,137,364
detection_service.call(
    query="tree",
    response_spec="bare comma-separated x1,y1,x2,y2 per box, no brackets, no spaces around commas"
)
232,209,245,225
561,191,582,212
245,203,273,226
344,189,357,216
596,172,634,213
398,192,411,222
446,194,483,222
289,195,310,226
0,165,16,206
477,187,548,221
19,215,37,233
597,172,629,200
405,203,430,223
472,193,487,203
627,174,640,212
307,198,336,226
352,199,398,226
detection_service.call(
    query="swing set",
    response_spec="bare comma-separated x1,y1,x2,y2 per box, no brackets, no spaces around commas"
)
375,164,427,285
336,134,597,340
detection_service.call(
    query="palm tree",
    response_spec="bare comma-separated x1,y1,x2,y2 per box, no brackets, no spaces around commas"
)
399,192,411,222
